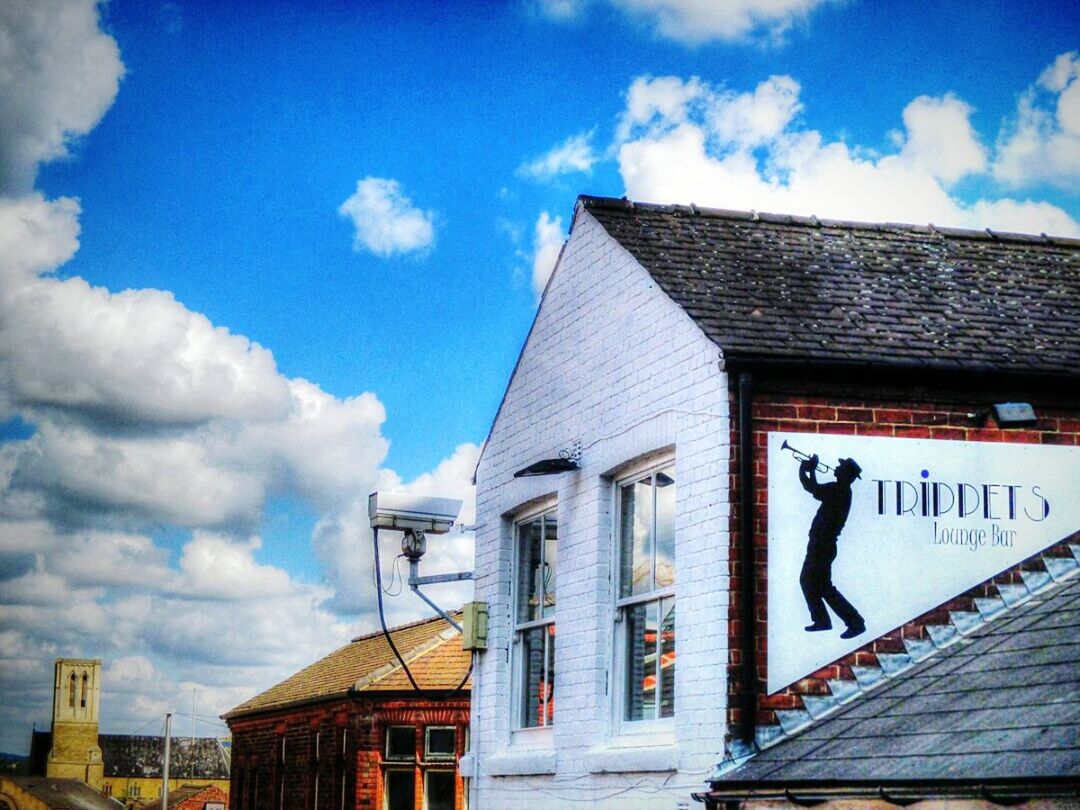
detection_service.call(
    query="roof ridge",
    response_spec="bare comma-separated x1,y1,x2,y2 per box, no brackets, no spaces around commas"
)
350,611,459,644
578,194,1080,246
354,624,462,691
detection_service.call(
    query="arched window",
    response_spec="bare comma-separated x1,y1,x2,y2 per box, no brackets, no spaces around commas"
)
69,673,76,708
81,672,89,708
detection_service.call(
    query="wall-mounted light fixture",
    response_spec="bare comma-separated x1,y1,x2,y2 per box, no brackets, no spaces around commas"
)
992,402,1037,427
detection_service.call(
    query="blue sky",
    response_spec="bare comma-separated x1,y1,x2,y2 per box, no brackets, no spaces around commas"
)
1,0,1078,752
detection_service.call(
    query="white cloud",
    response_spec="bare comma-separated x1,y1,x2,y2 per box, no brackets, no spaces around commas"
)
897,94,987,184
993,51,1080,191
518,131,599,180
539,0,834,45
531,212,566,297
708,74,803,149
0,0,124,192
615,74,1080,236
338,177,436,257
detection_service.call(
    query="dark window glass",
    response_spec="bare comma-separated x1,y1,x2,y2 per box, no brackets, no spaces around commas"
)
426,771,455,810
426,727,456,758
384,770,415,810
385,726,415,760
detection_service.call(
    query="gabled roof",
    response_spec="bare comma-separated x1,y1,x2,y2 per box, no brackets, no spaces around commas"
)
581,196,1080,379
701,575,1080,800
0,776,122,809
98,735,229,779
223,613,469,719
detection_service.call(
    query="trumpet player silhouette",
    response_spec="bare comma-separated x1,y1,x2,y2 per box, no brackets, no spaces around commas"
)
796,451,866,639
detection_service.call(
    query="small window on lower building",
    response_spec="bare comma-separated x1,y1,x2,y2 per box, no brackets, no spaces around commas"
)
385,726,415,761
384,769,415,810
425,727,456,760
425,770,455,810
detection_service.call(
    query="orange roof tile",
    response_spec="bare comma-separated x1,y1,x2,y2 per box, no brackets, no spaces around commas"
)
223,613,470,718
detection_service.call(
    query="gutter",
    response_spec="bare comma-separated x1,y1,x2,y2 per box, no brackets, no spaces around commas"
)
736,371,757,746
693,777,1080,808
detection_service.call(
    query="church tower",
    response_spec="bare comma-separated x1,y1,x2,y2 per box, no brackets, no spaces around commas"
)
47,658,104,788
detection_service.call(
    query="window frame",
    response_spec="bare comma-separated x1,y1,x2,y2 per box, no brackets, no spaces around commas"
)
510,503,558,731
424,726,457,761
612,458,677,732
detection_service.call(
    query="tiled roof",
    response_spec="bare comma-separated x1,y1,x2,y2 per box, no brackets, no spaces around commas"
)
2,776,121,809
98,735,229,779
223,614,469,718
140,783,227,810
702,575,1080,796
580,196,1080,378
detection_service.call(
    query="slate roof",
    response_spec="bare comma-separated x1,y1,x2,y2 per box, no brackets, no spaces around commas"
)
223,613,469,719
700,576,1080,800
98,735,229,780
1,776,122,809
580,196,1080,378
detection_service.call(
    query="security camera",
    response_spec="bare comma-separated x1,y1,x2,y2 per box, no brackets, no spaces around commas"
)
368,491,462,535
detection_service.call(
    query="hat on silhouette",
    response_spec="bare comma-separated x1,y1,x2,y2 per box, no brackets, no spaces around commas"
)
836,458,862,479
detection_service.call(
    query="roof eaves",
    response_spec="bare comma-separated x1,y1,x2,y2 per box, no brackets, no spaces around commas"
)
694,776,1080,805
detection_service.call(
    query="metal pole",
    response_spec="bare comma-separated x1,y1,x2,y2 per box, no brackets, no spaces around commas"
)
162,712,172,810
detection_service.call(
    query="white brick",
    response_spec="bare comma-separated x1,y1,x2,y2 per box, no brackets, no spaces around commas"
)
469,208,731,809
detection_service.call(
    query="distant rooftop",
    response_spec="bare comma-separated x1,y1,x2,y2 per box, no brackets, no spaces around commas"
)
580,196,1080,379
223,613,469,719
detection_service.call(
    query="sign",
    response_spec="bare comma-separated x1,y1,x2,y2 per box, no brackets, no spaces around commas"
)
766,431,1080,693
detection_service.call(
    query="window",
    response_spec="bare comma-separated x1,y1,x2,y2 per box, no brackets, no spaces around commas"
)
385,726,415,761
424,727,456,760
384,770,415,810
68,673,76,708
513,508,557,728
425,771,455,810
81,672,88,708
616,464,676,723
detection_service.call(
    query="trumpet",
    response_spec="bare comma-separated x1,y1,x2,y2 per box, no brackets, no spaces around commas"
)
781,440,833,473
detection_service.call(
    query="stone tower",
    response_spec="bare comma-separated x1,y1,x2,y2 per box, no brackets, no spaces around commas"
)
47,658,104,788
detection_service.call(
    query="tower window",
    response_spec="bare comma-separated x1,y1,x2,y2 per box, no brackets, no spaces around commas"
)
69,673,76,708
81,672,88,708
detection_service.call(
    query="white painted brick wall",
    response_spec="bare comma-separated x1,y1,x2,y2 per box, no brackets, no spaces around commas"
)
467,205,732,810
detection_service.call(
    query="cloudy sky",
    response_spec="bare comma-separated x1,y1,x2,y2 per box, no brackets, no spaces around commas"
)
1,0,1078,753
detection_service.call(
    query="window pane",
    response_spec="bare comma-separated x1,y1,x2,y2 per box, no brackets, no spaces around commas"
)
520,626,545,728
655,467,676,589
517,517,543,623
426,771,456,810
386,726,415,760
619,478,653,597
385,770,415,810
426,727,456,758
659,598,676,718
542,512,557,619
543,624,555,727
624,601,657,721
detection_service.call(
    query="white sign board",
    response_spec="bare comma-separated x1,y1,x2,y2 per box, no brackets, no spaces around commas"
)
767,431,1079,693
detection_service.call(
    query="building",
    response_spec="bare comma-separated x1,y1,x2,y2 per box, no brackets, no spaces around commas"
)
0,776,121,810
223,613,470,810
140,783,228,810
28,659,230,807
464,195,1080,808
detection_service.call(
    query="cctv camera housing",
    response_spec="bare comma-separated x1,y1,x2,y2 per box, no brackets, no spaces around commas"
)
368,491,462,534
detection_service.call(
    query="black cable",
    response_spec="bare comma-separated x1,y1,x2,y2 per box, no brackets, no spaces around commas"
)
372,526,471,700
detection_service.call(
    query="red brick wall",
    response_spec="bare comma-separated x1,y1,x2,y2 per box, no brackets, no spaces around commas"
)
727,387,1080,729
227,695,468,810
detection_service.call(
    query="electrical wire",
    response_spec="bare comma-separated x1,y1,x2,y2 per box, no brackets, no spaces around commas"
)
372,526,471,700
